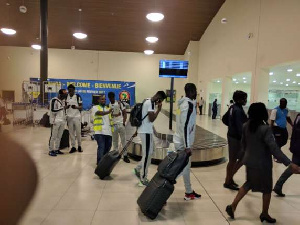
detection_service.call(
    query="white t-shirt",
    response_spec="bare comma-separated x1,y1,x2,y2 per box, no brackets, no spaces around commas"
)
138,98,155,134
92,105,112,136
109,101,125,124
199,99,204,106
66,94,82,118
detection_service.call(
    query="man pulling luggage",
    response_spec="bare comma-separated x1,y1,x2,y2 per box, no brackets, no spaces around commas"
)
174,83,201,200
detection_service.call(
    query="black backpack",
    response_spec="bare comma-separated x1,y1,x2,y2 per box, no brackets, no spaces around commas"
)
40,113,51,127
222,106,232,126
130,101,148,127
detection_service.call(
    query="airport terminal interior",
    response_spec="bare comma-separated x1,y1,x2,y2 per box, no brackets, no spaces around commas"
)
1,0,300,224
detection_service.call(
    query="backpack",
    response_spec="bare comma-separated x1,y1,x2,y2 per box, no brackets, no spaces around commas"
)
129,101,147,127
40,113,51,127
222,106,233,126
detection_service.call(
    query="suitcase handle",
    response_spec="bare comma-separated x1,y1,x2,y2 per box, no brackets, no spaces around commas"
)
118,133,136,157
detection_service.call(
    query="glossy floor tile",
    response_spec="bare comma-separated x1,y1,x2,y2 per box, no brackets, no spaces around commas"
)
3,114,299,225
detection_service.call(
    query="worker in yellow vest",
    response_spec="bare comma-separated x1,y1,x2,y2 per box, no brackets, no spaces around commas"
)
92,95,114,165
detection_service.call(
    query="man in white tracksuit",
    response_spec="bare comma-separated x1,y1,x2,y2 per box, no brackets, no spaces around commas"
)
108,92,130,163
66,84,83,153
174,83,201,200
49,89,67,157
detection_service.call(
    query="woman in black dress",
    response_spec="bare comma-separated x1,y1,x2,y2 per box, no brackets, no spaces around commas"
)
225,103,300,223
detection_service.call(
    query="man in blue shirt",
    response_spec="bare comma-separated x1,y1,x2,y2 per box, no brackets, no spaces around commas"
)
270,98,293,163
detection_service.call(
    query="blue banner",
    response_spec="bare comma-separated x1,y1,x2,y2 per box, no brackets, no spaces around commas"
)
30,78,135,110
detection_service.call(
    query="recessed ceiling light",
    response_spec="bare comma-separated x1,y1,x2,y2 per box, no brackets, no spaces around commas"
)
269,72,274,75
31,44,41,50
236,82,239,84
286,78,290,81
286,84,289,86
287,68,293,72
293,81,296,83
73,32,87,39
243,81,247,83
144,50,154,55
280,82,283,84
296,73,300,77
233,78,237,81
146,13,164,22
1,28,16,35
146,36,158,43
243,77,246,80
217,80,220,83
298,83,300,85
273,80,276,83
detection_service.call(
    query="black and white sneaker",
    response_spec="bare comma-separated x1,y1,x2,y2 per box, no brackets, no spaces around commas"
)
49,151,57,157
55,150,64,155
69,147,76,153
123,155,130,163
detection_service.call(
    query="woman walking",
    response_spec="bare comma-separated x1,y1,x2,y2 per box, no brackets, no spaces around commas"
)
225,102,300,223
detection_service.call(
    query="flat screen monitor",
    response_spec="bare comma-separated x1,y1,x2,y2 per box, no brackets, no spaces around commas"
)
159,60,188,78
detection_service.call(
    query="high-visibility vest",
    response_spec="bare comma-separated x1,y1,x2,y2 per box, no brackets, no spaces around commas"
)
93,105,114,132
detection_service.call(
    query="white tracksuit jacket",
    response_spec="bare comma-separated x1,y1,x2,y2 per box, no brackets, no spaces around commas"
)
173,97,197,150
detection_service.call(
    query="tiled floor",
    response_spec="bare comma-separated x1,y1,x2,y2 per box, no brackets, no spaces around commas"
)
3,114,300,225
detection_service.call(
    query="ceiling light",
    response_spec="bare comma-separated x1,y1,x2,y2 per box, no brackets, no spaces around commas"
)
286,78,290,81
233,78,237,81
144,50,154,55
73,32,87,39
217,80,220,83
146,13,164,22
236,82,239,84
146,36,158,43
296,73,300,77
287,69,293,72
1,28,16,35
286,84,289,86
280,82,283,84
31,44,41,50
293,81,296,83
298,83,300,85
243,81,247,83
269,72,274,75
243,77,246,80
273,80,276,83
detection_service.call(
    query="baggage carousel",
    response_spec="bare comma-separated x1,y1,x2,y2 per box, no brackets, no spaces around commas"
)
126,110,227,167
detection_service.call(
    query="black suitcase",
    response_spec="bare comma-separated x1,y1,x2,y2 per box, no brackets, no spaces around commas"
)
94,134,135,179
137,173,174,220
60,129,70,149
157,150,190,183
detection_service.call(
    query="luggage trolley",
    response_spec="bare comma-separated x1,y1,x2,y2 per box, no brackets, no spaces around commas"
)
12,102,33,126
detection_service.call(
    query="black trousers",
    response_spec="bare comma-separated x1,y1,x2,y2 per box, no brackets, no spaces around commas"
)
199,106,203,115
274,155,300,190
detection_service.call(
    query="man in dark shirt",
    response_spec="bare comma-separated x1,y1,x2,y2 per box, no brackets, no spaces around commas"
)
273,113,300,196
224,91,248,190
212,99,218,119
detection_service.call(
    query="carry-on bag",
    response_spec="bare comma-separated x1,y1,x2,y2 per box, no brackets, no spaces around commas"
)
157,150,190,183
59,129,70,149
95,134,135,179
137,172,174,220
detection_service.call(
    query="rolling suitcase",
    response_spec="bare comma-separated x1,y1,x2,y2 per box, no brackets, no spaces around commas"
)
157,150,190,182
59,129,70,149
94,134,135,179
137,173,174,220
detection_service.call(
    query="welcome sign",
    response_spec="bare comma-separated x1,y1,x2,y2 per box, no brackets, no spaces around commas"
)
30,78,136,110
